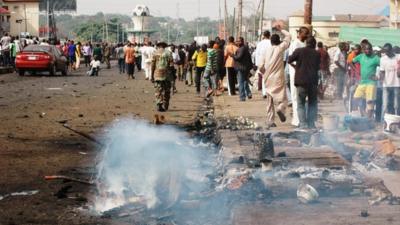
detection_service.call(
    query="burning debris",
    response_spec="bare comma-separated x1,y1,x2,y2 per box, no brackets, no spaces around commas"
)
217,116,261,130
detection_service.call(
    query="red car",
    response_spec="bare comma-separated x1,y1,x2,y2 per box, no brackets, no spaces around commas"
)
16,45,68,76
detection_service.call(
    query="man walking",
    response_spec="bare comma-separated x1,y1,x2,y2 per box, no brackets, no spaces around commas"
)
142,42,155,80
288,37,320,129
204,40,218,98
1,33,11,66
288,27,310,127
232,37,252,101
258,25,291,128
68,40,77,70
151,42,173,112
177,45,186,81
187,42,197,86
103,43,111,69
225,36,238,96
192,44,208,94
124,42,136,79
93,43,103,62
83,43,92,68
116,43,126,74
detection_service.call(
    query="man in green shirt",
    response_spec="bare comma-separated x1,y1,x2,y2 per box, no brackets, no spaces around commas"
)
93,43,103,62
352,42,380,118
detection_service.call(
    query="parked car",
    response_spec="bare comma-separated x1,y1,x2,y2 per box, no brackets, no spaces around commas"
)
16,45,68,76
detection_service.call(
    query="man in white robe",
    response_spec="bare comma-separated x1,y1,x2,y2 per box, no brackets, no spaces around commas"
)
259,25,292,128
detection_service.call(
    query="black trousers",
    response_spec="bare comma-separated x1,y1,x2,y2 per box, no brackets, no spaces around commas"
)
227,67,237,95
195,67,205,93
84,55,91,67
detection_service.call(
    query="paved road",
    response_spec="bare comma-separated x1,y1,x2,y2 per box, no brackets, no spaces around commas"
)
0,64,204,224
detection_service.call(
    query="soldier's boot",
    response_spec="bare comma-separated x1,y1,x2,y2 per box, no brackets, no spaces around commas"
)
164,102,169,111
157,104,165,112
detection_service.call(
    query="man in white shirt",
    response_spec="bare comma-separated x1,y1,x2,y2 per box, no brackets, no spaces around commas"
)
288,27,310,127
1,33,12,66
141,42,156,80
255,30,271,97
380,43,400,121
333,42,348,99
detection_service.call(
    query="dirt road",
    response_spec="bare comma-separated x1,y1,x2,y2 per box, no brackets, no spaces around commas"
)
0,64,203,225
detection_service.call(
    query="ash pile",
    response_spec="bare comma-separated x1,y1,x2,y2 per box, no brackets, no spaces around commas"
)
217,128,400,208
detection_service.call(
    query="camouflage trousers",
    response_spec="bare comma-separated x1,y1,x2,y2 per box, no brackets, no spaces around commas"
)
154,80,171,109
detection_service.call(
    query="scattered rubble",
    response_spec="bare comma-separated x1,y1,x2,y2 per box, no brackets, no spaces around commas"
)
0,190,39,201
217,116,261,130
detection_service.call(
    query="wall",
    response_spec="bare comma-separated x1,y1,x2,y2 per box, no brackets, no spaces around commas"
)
5,2,39,36
390,0,400,28
289,15,384,46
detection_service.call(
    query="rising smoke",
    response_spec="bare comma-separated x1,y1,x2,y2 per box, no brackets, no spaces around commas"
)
93,118,214,213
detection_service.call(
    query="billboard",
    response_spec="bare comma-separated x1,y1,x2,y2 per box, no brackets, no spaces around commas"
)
39,0,77,12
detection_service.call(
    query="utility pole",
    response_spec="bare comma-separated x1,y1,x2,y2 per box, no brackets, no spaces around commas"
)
196,0,200,37
232,8,236,39
259,0,265,41
24,4,27,32
224,0,228,40
102,23,105,42
176,2,180,43
117,23,119,43
167,22,170,44
304,0,313,28
237,0,243,39
46,0,49,39
218,0,221,38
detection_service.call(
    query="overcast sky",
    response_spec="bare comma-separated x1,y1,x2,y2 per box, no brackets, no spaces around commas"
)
77,0,387,20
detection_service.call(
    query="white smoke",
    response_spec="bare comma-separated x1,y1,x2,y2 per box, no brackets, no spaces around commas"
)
93,118,211,213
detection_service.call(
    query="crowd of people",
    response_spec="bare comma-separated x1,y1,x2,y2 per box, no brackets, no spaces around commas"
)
1,28,399,126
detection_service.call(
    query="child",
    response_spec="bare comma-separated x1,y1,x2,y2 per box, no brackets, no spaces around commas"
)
87,56,101,76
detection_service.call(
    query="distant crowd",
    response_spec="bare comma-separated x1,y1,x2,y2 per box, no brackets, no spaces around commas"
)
1,28,399,126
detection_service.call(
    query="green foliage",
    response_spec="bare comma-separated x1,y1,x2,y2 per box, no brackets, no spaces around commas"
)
43,12,262,43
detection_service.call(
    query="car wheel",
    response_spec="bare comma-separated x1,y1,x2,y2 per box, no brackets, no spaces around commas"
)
18,70,25,76
61,65,68,76
49,64,56,76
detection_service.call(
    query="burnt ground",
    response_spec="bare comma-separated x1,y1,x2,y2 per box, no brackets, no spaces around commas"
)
0,64,204,225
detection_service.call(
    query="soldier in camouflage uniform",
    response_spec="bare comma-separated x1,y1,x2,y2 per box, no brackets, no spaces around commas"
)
151,42,173,112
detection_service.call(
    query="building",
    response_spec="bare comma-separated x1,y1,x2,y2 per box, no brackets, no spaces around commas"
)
126,5,156,43
390,0,400,28
289,10,389,46
0,4,11,36
2,0,40,37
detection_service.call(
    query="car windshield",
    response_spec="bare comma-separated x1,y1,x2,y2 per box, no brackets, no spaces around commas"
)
23,45,52,52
